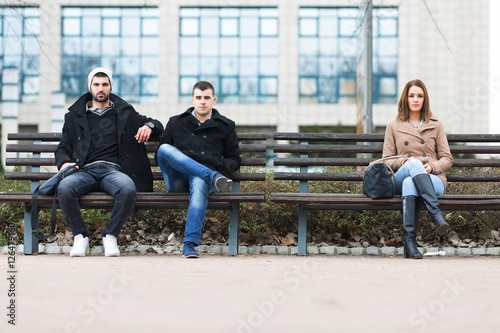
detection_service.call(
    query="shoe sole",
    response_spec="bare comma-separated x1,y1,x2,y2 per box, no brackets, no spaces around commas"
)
215,177,233,192
70,246,89,257
182,253,199,259
436,224,450,236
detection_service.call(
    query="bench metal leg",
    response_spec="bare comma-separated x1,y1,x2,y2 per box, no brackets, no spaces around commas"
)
228,202,239,256
23,204,38,255
297,205,307,256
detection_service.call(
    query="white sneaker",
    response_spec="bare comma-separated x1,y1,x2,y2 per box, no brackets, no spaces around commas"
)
103,234,120,257
70,234,89,257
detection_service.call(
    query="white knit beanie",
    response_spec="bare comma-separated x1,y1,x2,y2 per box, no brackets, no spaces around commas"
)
88,67,113,91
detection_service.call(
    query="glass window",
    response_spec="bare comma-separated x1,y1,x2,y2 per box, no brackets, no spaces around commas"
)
298,7,398,104
61,7,159,103
0,6,40,102
179,7,278,103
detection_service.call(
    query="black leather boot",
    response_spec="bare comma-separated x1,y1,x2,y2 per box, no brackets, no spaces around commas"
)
402,196,423,259
412,174,450,236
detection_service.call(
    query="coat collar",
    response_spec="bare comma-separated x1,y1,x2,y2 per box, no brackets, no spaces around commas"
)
69,93,130,139
69,93,130,116
179,107,230,125
396,114,440,137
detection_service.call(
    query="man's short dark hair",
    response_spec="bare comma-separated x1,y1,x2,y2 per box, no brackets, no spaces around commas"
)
192,81,215,96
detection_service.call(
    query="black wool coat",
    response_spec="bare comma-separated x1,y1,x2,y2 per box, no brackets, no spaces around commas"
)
55,93,164,192
156,107,241,176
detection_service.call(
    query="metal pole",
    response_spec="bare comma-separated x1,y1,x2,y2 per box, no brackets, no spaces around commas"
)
365,0,373,133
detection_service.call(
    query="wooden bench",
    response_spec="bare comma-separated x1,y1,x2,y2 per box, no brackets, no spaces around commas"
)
0,132,268,255
272,132,500,255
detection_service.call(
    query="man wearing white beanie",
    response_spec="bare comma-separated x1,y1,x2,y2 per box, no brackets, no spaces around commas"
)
55,67,164,257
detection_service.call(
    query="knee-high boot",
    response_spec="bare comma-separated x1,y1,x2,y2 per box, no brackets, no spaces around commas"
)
403,196,423,259
412,174,450,236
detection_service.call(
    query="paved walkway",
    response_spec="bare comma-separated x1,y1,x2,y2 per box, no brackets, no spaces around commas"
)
2,254,499,333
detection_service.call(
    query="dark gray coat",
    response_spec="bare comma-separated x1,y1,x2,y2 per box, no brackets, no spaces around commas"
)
55,93,163,191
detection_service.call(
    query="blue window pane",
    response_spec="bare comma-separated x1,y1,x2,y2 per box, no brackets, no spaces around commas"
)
101,38,120,55
261,18,278,36
299,7,397,104
200,37,218,56
179,57,199,75
179,7,278,104
240,58,258,75
221,77,238,94
82,17,100,36
299,38,318,55
300,18,317,36
142,18,158,36
260,78,277,95
103,18,120,36
122,37,140,56
240,17,258,36
25,17,40,35
221,18,238,36
123,17,140,36
300,78,317,96
240,38,258,56
220,38,239,56
260,57,278,75
141,37,158,56
300,57,318,75
181,18,199,36
200,57,218,75
260,37,278,56
82,37,100,55
1,7,40,102
180,37,200,56
141,57,157,75
61,6,159,103
63,18,80,36
219,57,238,75
142,76,158,95
201,17,219,36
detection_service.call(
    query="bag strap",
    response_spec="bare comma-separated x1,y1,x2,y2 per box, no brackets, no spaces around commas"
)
366,155,406,177
31,186,58,242
368,155,406,166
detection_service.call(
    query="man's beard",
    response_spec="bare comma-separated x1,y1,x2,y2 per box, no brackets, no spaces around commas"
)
92,92,110,103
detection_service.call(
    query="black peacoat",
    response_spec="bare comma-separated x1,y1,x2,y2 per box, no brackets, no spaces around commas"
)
55,93,163,192
156,107,241,176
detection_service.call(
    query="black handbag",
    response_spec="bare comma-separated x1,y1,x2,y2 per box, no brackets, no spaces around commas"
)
363,156,402,199
31,166,79,240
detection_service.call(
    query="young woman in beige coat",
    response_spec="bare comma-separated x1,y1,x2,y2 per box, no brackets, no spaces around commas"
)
383,79,453,259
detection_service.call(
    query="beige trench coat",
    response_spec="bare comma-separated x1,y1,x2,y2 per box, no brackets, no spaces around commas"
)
382,114,453,188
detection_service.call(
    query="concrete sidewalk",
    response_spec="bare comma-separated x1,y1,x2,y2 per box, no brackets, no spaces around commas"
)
2,254,499,333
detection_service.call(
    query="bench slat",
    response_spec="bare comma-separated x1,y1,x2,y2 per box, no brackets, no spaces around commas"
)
0,192,265,204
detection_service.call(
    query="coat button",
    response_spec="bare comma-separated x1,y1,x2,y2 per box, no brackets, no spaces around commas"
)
422,153,427,157
201,151,205,154
421,140,425,144
76,159,80,163
404,141,409,145
191,133,195,136
407,154,412,158
77,137,81,141
203,135,207,138
126,154,131,158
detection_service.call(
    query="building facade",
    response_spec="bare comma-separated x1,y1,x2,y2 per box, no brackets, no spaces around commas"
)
0,0,491,148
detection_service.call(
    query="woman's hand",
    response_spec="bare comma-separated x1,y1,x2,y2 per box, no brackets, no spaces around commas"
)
424,163,433,173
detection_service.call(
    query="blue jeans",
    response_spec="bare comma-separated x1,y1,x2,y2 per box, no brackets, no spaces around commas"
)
156,144,221,245
395,159,444,196
57,162,136,238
